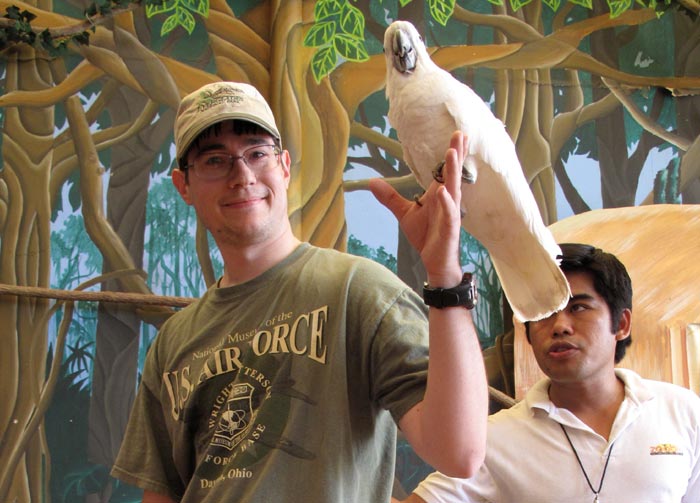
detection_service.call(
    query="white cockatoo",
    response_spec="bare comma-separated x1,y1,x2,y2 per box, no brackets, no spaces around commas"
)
383,20,570,322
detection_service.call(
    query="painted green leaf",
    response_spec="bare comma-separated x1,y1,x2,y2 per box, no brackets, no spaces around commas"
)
303,21,336,47
399,0,412,6
314,0,343,21
608,0,632,18
161,13,179,35
146,0,177,17
339,3,365,39
429,0,455,26
181,0,209,17
311,45,338,83
161,6,196,35
510,0,534,12
179,7,197,34
486,0,505,6
333,33,369,61
542,0,561,11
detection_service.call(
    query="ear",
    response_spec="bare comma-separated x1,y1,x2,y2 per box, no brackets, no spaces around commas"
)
281,150,292,188
614,308,632,341
172,169,193,205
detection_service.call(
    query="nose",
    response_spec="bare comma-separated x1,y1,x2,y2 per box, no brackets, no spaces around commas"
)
549,310,574,337
226,157,256,187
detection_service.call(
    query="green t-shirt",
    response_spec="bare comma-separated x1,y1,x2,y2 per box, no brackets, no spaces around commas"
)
112,244,429,502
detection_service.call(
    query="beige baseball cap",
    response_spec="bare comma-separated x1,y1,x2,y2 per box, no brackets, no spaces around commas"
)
174,81,281,164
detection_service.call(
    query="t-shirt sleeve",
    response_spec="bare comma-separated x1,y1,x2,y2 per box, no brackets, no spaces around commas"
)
110,342,185,501
370,287,430,424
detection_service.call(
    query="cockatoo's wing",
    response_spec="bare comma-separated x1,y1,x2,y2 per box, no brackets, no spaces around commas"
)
384,20,571,322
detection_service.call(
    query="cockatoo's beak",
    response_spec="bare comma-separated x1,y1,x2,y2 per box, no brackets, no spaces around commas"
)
391,28,416,74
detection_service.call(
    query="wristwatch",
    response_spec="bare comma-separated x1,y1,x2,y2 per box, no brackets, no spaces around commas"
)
423,272,477,309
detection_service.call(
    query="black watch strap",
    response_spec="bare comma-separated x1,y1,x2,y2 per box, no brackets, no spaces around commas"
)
423,272,477,309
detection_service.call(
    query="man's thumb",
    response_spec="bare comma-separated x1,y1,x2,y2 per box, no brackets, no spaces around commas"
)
369,178,404,218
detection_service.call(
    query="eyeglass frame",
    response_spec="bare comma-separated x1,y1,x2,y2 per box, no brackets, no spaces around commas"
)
184,143,282,181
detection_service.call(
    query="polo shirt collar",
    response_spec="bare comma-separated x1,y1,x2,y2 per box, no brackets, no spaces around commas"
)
524,368,656,432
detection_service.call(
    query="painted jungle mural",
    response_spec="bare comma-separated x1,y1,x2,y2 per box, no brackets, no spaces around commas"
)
0,0,699,501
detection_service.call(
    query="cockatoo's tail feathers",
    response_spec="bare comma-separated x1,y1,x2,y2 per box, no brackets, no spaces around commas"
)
490,246,572,323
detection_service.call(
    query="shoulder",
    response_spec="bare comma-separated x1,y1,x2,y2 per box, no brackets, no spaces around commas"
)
156,286,215,329
643,378,700,410
487,399,531,429
620,368,700,403
485,380,555,440
306,245,391,269
643,379,700,399
144,287,218,359
618,369,700,423
304,245,406,287
482,400,537,448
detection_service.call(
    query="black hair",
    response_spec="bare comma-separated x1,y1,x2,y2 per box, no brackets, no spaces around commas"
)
526,243,633,363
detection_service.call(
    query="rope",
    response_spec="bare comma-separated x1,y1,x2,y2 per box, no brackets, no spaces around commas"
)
0,283,194,308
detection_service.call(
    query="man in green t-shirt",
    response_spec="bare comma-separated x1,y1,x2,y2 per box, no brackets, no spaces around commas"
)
111,81,488,503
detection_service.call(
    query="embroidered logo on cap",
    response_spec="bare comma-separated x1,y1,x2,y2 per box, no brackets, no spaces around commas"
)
196,86,245,112
649,443,683,455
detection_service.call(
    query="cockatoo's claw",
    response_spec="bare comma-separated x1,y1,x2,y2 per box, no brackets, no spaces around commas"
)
432,161,446,183
462,166,477,184
413,193,424,206
462,162,477,184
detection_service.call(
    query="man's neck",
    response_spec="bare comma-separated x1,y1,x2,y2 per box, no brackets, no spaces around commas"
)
549,371,625,440
219,233,301,287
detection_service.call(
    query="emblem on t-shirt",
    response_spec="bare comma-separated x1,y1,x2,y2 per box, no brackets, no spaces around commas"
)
212,383,254,450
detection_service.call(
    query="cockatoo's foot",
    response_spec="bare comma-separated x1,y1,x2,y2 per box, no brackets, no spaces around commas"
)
432,161,477,184
462,162,477,184
432,162,446,183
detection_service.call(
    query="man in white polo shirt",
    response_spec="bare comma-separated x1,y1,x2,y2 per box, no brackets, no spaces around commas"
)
396,243,700,503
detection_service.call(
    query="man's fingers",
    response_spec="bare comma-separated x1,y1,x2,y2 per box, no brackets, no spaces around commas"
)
442,135,464,204
443,148,461,198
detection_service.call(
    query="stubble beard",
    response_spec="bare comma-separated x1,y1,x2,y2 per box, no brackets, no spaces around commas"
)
216,220,270,248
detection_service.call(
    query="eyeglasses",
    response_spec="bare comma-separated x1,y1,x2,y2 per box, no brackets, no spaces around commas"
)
186,144,281,181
